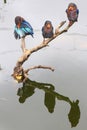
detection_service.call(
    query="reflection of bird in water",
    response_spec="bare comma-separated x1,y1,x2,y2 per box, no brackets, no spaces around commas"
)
68,100,80,127
66,3,79,27
42,20,54,43
44,91,55,113
17,78,80,127
17,80,35,103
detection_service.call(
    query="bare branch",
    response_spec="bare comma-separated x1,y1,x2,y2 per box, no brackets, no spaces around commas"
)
12,21,72,82
25,65,55,73
16,21,68,66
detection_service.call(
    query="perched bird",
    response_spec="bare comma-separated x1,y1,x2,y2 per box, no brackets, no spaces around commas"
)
14,16,34,39
42,20,54,43
14,16,34,52
66,3,79,27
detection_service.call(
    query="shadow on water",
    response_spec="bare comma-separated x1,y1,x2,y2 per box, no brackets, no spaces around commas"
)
17,78,80,128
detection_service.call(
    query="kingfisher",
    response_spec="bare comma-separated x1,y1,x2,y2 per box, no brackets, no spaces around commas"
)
42,20,54,43
66,3,79,27
14,16,34,52
14,16,34,39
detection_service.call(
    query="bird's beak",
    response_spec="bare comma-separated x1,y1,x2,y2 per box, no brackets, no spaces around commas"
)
47,24,51,29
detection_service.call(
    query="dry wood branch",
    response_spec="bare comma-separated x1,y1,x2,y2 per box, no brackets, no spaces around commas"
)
16,21,68,66
25,65,55,73
12,21,72,82
12,65,54,83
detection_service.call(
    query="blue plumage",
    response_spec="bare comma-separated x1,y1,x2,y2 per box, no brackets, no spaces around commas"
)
14,16,34,39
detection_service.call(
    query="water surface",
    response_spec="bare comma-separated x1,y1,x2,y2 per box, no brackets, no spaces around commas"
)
0,29,87,130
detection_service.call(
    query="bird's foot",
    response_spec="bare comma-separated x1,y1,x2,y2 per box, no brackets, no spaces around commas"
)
23,48,28,53
42,40,46,44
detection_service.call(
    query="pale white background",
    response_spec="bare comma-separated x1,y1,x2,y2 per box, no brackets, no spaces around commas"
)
0,0,87,130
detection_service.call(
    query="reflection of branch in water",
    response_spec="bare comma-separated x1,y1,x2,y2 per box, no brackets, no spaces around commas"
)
4,0,7,3
17,78,80,127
